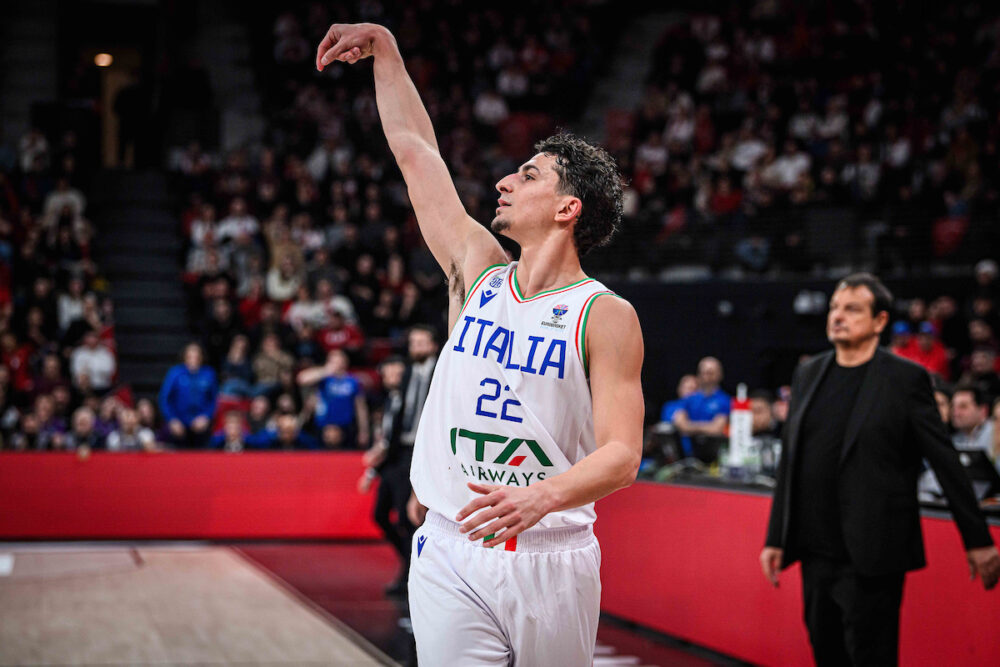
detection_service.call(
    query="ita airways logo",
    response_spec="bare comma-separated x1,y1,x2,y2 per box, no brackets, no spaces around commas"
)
541,304,569,330
449,428,554,467
417,535,427,557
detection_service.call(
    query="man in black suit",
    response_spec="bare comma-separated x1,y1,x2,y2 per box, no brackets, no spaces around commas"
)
361,326,439,596
760,273,1000,666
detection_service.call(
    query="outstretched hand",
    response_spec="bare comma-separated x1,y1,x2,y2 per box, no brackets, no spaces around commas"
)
456,482,553,549
316,23,384,71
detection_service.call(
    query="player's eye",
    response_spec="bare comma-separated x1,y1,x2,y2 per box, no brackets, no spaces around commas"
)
523,174,533,181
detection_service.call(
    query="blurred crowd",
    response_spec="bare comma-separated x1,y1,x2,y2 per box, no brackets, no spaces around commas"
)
0,129,124,450
611,1,1000,273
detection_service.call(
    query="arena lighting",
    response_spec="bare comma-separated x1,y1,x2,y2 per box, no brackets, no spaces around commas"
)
94,53,113,67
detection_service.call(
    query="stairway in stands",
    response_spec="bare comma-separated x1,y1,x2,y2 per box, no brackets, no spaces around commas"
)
92,171,188,399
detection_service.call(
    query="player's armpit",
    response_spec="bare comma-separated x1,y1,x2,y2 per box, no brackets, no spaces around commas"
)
586,296,644,486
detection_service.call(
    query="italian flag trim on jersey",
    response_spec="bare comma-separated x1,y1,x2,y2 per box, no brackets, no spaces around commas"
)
575,290,617,375
508,265,595,303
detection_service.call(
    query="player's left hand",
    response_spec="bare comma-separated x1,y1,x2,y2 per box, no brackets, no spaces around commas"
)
457,482,553,548
967,545,1000,590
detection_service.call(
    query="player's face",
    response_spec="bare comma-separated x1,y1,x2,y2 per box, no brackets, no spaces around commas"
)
826,286,887,348
492,153,565,240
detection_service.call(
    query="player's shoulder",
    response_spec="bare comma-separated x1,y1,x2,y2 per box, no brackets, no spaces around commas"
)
584,291,641,344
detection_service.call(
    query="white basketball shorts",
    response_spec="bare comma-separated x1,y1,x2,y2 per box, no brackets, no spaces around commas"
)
408,511,601,666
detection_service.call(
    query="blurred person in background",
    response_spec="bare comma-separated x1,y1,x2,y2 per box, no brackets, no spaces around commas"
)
70,330,116,394
950,385,994,454
959,347,1000,400
659,374,697,458
297,348,368,449
896,321,950,381
63,406,103,451
252,333,294,397
933,381,953,427
106,407,157,452
250,411,318,450
671,356,729,438
219,335,254,397
158,343,217,448
210,411,248,453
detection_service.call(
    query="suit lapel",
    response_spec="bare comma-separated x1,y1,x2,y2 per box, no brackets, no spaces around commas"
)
839,349,886,465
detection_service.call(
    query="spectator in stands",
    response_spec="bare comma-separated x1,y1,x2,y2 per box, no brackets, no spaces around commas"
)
219,334,254,397
70,330,116,394
216,197,259,244
266,254,302,303
135,398,160,435
890,321,912,357
106,407,156,452
251,333,294,396
934,382,954,427
951,385,994,454
750,390,780,437
297,349,368,449
959,347,1000,400
210,411,248,452
898,322,951,380
317,311,365,359
247,395,272,434
671,357,729,437
159,342,217,448
251,412,319,450
42,177,85,225
57,276,87,333
63,406,103,451
201,298,240,368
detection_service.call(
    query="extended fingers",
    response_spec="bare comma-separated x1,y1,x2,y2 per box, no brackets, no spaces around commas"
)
456,489,503,521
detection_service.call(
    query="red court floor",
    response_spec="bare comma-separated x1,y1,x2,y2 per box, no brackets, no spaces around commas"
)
238,542,746,666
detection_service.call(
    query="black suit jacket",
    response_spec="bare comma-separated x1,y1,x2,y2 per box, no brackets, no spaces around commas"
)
765,348,993,575
378,358,436,469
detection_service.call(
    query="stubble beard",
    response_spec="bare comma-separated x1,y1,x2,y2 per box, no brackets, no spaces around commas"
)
491,216,510,234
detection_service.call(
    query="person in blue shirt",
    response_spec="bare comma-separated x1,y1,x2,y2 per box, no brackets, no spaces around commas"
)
660,374,698,457
159,342,218,448
297,349,369,449
671,356,730,438
245,412,320,450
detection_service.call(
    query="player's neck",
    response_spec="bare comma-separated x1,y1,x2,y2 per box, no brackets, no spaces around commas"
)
515,239,586,299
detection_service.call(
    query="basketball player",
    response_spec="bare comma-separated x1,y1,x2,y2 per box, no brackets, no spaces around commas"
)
318,24,644,666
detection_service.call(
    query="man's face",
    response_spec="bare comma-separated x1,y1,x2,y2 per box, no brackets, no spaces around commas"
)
408,330,437,363
827,286,886,347
492,153,577,241
750,398,772,433
677,375,697,398
951,392,986,432
380,361,405,390
971,350,996,375
277,415,298,441
697,358,722,389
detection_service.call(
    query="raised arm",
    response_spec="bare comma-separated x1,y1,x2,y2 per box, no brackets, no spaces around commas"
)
317,24,505,286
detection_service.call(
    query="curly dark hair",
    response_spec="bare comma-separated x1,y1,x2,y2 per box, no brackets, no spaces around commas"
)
534,132,624,257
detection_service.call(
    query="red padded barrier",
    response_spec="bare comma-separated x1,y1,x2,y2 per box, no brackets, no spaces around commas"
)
595,481,1000,666
0,452,381,540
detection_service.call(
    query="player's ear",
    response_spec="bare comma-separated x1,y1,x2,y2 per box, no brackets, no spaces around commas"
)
554,196,582,225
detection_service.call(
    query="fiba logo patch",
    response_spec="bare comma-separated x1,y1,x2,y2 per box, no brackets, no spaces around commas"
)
541,304,569,330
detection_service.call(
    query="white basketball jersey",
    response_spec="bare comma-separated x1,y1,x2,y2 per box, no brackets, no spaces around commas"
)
410,261,615,529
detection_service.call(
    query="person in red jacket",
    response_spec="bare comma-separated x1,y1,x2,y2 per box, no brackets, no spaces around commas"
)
904,321,951,380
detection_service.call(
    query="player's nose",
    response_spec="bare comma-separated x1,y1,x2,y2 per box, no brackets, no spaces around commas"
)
495,174,514,193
